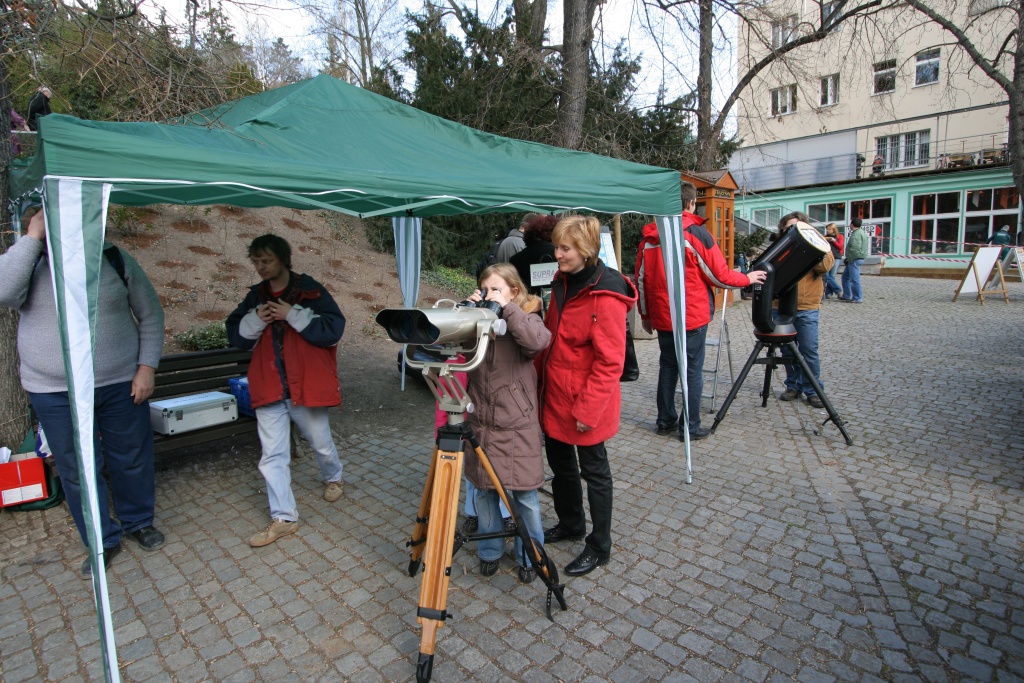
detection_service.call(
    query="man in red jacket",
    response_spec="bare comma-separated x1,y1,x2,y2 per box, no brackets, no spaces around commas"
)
635,183,765,441
227,235,347,547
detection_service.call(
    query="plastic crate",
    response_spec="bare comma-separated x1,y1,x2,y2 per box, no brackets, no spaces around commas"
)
228,377,254,417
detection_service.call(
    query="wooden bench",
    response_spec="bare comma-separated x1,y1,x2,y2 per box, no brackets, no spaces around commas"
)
151,348,257,455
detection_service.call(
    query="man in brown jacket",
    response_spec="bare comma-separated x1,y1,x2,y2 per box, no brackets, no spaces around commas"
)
775,212,834,409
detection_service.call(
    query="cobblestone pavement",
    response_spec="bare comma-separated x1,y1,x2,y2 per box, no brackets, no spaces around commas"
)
2,275,1022,682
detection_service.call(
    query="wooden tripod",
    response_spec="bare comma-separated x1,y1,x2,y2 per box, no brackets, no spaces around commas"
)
405,358,568,683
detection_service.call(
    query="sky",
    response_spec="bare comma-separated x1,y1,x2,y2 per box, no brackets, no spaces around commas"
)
140,0,710,108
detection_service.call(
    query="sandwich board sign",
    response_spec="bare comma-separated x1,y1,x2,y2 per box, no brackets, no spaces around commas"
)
953,246,1009,304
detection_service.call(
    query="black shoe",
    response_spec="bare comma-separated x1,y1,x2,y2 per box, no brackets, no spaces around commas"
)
518,566,536,584
565,548,609,576
680,427,712,442
543,524,585,544
81,544,122,576
503,517,517,533
462,516,478,535
779,388,801,401
128,526,165,551
655,422,677,435
480,559,500,576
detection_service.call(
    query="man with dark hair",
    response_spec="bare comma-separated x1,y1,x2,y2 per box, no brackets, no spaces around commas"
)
227,234,347,547
776,212,834,408
635,183,765,441
494,213,536,263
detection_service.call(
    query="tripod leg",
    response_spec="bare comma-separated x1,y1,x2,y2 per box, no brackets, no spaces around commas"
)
759,346,777,407
472,444,568,619
783,341,854,446
710,341,764,434
408,444,440,577
415,441,464,683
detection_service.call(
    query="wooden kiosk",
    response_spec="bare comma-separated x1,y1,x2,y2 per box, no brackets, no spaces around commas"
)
683,170,738,306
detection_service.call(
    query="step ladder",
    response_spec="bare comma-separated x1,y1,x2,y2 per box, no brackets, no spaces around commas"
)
702,289,734,413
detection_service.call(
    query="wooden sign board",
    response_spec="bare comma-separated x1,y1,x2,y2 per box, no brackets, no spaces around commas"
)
999,246,1024,282
953,246,1009,304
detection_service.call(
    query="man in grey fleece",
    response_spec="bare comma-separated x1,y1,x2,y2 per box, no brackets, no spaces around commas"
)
0,210,166,576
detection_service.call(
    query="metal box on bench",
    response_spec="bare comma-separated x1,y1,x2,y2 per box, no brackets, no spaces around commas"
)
150,391,238,435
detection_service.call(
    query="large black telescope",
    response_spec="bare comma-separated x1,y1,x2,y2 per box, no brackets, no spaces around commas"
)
749,221,831,338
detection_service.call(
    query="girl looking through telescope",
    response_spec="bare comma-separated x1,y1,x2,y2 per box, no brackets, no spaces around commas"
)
462,263,552,584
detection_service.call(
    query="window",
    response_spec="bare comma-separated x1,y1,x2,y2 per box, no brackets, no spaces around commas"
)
820,74,839,106
915,49,940,86
873,59,896,94
851,198,893,255
911,191,961,254
752,207,781,229
968,0,1013,16
770,84,798,116
822,1,841,25
807,202,846,224
771,15,798,49
876,130,930,170
964,186,1020,249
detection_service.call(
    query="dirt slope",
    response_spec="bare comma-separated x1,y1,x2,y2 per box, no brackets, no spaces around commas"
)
108,204,457,432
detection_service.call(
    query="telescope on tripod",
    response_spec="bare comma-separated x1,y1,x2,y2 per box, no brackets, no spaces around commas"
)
708,221,853,445
375,299,567,683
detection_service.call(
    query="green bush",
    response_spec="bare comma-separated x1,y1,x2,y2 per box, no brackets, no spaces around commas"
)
174,321,229,351
423,266,476,296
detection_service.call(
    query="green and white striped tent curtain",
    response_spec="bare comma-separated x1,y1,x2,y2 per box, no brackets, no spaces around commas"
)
42,177,122,682
392,217,422,391
655,215,693,482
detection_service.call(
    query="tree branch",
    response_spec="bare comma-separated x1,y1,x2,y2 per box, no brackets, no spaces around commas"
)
902,0,1013,91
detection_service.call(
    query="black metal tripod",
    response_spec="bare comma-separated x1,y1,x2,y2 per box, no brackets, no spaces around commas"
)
708,332,854,445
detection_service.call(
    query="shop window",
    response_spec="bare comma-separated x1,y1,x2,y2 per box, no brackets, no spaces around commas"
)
752,207,782,229
807,202,846,224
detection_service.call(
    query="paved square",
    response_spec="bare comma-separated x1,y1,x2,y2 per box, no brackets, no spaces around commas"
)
2,275,1022,682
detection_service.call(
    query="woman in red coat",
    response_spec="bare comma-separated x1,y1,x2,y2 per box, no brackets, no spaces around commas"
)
536,215,637,576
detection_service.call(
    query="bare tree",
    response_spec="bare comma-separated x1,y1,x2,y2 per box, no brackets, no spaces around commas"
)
300,0,405,86
640,0,895,170
0,0,260,448
901,0,1023,193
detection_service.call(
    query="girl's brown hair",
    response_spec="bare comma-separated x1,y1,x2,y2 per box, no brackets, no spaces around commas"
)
478,263,542,314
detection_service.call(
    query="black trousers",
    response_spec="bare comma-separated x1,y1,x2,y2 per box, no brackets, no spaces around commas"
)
545,436,613,556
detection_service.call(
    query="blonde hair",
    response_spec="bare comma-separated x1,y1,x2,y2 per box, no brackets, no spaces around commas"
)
825,223,838,236
551,215,601,265
478,262,542,313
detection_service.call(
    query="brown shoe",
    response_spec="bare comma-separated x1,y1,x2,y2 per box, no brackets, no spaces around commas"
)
249,519,298,547
806,395,825,409
779,389,801,401
323,481,343,502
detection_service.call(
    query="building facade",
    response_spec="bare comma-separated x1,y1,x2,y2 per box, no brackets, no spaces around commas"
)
728,0,1020,270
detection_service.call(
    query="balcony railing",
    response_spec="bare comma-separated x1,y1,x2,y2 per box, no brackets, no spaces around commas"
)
731,130,1010,192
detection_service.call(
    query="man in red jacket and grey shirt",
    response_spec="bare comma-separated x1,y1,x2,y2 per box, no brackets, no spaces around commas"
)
635,182,766,441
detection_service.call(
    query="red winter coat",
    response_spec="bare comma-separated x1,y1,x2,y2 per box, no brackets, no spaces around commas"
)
226,274,346,409
637,212,749,332
536,261,637,446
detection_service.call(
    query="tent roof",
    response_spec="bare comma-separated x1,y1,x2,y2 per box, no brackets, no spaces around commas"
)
12,75,681,218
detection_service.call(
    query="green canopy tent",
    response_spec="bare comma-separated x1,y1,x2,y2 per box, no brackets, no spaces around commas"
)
8,74,691,682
